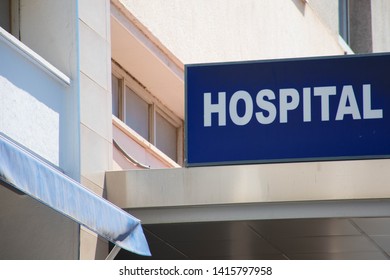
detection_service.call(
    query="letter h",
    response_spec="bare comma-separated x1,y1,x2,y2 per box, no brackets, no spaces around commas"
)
204,92,226,127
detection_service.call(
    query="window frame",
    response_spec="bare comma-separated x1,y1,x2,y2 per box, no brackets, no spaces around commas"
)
111,60,183,165
339,0,350,45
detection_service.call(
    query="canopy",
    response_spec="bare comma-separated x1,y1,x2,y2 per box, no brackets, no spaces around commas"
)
0,133,150,257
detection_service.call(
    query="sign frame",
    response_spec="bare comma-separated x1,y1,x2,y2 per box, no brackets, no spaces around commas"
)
185,53,390,167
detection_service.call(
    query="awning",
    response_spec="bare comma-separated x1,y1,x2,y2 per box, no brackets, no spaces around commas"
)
0,133,150,257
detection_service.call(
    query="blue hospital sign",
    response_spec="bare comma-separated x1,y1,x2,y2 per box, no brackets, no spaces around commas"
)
185,53,390,166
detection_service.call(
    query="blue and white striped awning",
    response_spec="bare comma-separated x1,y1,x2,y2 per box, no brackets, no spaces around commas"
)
0,133,150,257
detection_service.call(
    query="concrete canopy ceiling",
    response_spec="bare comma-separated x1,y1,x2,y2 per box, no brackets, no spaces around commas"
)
114,217,390,260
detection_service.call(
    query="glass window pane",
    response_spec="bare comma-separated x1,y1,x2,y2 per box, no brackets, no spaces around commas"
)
111,75,120,118
339,0,349,44
156,112,177,161
0,0,10,33
125,86,149,140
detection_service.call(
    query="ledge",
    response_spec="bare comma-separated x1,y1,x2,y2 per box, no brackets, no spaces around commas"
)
0,27,71,86
106,158,390,208
113,116,180,168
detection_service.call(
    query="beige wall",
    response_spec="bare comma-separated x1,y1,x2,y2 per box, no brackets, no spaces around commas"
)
371,0,390,52
78,0,112,259
307,0,339,36
118,0,345,64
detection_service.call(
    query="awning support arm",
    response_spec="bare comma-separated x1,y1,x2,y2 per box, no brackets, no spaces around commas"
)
105,244,121,260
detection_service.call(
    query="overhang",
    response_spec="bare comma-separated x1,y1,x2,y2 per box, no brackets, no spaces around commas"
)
106,161,390,260
0,133,150,257
106,159,390,223
111,2,184,119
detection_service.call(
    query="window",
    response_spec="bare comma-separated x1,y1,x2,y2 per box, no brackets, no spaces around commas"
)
339,0,373,53
124,86,149,140
112,61,183,164
0,0,11,32
339,0,350,45
0,0,19,39
156,111,177,161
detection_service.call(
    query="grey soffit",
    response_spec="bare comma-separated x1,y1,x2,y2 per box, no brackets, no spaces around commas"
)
118,218,390,260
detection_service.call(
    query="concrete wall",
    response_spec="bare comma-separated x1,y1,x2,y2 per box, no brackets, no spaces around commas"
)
1,0,80,179
18,0,81,180
3,0,114,260
371,0,390,52
0,0,81,260
118,0,345,64
20,0,78,78
0,184,79,259
1,0,114,259
0,38,62,166
78,0,112,260
107,159,390,210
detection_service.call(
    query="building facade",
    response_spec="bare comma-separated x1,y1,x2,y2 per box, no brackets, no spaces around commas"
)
1,0,390,259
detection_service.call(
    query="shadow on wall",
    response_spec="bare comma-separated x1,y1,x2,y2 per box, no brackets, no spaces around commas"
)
291,0,307,15
0,182,79,260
